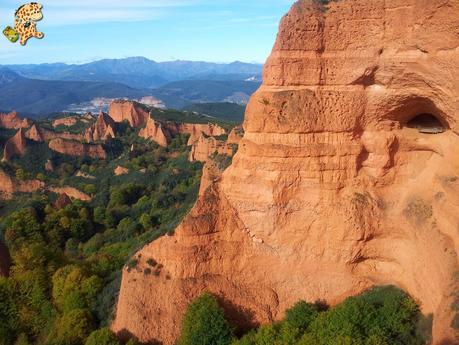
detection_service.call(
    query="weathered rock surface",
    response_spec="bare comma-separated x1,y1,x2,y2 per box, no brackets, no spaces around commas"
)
140,118,227,147
109,100,150,127
26,124,84,142
114,166,129,176
48,138,106,159
84,111,116,142
227,125,244,145
139,117,171,147
45,159,54,172
52,117,77,128
113,1,459,344
0,111,31,129
49,187,92,201
0,169,44,199
54,193,72,209
3,128,27,162
189,134,235,163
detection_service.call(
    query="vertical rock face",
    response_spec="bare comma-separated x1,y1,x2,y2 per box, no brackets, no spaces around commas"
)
0,169,44,199
0,111,31,129
109,100,150,127
48,138,106,159
113,1,459,344
140,117,228,148
188,134,235,163
84,111,116,142
139,117,171,147
26,124,84,142
3,128,27,162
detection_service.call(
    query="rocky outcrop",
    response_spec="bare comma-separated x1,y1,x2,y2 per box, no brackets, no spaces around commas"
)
53,117,77,128
227,126,244,145
140,118,227,147
178,123,227,146
0,242,10,277
84,111,116,142
76,171,95,179
139,117,171,147
0,169,44,199
48,138,106,159
0,111,31,129
2,128,27,162
113,1,459,344
49,187,92,202
189,134,235,163
109,100,150,127
45,159,54,172
114,166,129,176
26,124,84,142
54,193,72,209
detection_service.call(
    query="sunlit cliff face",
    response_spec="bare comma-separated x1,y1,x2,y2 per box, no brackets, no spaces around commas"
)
113,1,459,343
221,0,459,340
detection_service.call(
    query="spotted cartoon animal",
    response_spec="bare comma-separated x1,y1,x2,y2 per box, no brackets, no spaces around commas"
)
14,2,44,46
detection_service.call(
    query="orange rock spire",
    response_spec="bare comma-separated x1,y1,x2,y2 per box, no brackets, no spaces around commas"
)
113,1,459,343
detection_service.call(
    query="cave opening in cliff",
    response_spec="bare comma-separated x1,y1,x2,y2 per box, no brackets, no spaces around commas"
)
406,113,446,134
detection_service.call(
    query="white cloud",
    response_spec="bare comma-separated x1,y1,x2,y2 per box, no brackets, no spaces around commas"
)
0,0,206,26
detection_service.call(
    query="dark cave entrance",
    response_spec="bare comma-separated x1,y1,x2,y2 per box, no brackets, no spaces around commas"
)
406,113,446,134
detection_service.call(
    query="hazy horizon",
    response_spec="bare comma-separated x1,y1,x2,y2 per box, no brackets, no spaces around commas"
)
0,56,265,66
0,0,295,65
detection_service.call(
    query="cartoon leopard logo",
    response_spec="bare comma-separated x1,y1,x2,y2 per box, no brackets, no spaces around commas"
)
14,2,44,46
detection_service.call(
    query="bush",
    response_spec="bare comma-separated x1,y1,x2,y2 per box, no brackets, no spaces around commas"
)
179,292,234,345
85,328,121,345
51,308,94,345
233,286,425,345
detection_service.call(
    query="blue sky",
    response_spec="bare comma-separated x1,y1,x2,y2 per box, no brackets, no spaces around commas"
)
0,0,295,65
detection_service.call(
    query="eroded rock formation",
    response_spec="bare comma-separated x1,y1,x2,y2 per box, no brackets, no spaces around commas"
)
0,111,32,129
114,166,129,176
3,128,27,162
113,1,459,344
48,138,106,159
189,134,235,163
84,111,116,142
109,100,150,127
0,169,44,199
26,124,84,142
52,117,78,128
139,117,171,147
49,186,92,201
140,117,227,148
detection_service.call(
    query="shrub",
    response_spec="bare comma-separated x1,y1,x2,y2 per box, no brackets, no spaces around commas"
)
178,292,234,345
51,308,94,345
146,258,157,267
85,328,121,345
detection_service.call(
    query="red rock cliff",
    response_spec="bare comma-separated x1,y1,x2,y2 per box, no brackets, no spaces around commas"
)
0,111,31,129
3,128,27,162
0,169,44,199
113,1,459,344
48,138,106,159
109,100,150,127
140,118,227,147
189,134,235,163
84,111,116,142
26,124,84,142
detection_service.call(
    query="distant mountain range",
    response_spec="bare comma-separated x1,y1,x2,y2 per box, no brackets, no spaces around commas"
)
0,58,263,116
0,68,152,115
4,57,263,89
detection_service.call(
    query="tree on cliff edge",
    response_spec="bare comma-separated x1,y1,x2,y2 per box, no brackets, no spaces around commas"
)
178,292,234,345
